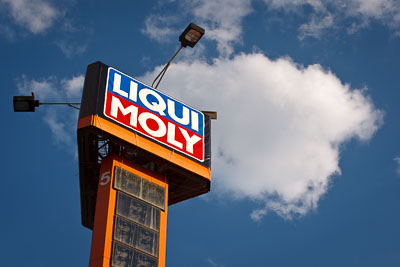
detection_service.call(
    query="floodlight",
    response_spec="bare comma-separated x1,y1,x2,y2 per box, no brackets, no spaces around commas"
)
13,93,39,112
13,92,81,112
152,22,205,89
179,23,205,48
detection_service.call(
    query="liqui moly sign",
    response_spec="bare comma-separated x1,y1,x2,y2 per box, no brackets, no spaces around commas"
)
104,67,205,162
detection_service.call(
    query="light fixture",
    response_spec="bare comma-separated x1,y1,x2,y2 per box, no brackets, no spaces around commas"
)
13,92,81,112
13,93,39,112
179,23,205,48
152,22,205,89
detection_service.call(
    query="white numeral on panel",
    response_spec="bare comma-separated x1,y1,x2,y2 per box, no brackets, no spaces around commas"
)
100,171,111,186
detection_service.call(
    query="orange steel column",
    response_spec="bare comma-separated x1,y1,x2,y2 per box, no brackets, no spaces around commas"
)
89,154,168,267
89,155,116,267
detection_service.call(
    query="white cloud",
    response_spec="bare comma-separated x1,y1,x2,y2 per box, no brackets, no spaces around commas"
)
16,53,383,220
298,13,334,39
143,0,399,58
56,41,87,58
139,53,383,219
343,0,400,32
0,0,59,34
250,208,268,222
263,0,325,11
43,110,75,148
262,0,400,38
394,157,400,175
141,15,178,43
16,75,59,101
346,0,397,19
183,0,253,57
143,0,400,57
62,75,85,98
0,1,90,58
16,74,83,101
207,258,226,267
142,0,253,58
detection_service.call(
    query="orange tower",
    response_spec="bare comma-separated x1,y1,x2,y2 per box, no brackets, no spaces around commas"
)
77,62,213,267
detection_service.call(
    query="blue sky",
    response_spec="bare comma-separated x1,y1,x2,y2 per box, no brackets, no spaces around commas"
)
1,0,400,266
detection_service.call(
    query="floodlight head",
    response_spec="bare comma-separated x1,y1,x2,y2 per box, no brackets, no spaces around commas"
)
13,92,39,112
179,23,205,48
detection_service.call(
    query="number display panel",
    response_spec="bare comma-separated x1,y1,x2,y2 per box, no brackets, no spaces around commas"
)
112,241,157,267
116,192,160,231
111,167,166,267
114,215,159,257
114,167,165,210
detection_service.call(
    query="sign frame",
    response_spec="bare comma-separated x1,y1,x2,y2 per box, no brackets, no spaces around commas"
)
103,67,205,162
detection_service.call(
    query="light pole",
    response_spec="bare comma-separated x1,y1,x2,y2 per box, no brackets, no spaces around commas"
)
151,22,205,89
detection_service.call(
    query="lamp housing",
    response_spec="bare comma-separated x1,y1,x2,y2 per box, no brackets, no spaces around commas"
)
13,94,39,112
179,23,205,48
